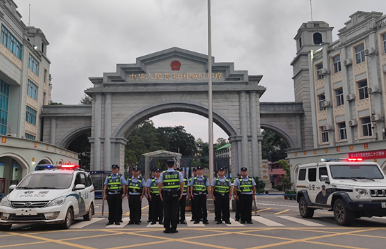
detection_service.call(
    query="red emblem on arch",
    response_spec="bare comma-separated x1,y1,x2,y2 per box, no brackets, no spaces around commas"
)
170,60,181,71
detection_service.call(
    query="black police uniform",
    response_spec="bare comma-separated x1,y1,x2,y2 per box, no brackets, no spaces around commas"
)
235,174,241,221
104,166,125,225
127,173,144,224
178,177,188,223
149,175,163,224
213,176,231,223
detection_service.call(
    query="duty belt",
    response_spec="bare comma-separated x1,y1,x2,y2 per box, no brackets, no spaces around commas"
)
108,190,121,194
215,193,228,196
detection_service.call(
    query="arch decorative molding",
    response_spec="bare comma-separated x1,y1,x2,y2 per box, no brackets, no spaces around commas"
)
260,123,297,149
0,152,30,177
59,125,92,148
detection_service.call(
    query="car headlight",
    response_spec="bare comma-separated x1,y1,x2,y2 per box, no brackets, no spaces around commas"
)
46,196,66,207
0,197,11,207
355,188,368,199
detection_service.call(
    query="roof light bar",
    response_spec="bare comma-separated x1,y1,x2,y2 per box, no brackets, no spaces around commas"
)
321,158,363,162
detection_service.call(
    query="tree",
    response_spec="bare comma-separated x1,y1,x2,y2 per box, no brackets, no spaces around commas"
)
49,101,63,105
278,159,292,192
214,137,228,150
80,94,92,105
262,130,288,162
158,126,197,156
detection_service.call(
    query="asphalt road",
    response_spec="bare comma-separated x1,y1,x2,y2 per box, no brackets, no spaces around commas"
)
1,197,385,249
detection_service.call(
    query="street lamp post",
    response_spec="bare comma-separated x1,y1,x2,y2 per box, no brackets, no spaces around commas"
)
208,0,214,182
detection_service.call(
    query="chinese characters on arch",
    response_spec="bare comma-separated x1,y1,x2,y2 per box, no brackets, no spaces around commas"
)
128,72,223,81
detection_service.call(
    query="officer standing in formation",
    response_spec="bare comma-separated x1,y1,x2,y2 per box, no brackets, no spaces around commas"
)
190,166,209,224
103,165,126,225
211,167,232,224
189,168,197,221
127,166,145,225
234,167,256,224
176,168,188,224
158,160,184,233
147,168,163,224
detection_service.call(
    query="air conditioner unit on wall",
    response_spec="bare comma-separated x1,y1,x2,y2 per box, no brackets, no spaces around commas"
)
346,94,355,101
349,119,358,127
322,101,331,108
344,59,352,66
371,114,383,122
365,47,376,56
323,124,333,131
368,86,381,94
321,68,329,75
6,133,16,137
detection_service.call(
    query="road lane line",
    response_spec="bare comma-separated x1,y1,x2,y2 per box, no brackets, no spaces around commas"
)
275,209,290,215
71,218,104,229
255,208,271,213
252,216,284,226
105,217,131,228
278,215,324,226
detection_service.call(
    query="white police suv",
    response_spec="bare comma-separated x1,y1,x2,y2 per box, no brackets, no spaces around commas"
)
0,164,95,230
296,158,386,226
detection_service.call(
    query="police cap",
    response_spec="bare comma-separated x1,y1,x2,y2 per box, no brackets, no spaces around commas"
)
240,167,248,171
192,168,197,172
154,168,161,172
111,164,119,169
217,167,225,171
196,166,203,170
132,166,140,171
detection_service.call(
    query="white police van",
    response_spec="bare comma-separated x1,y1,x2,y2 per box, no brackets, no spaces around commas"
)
0,164,95,230
296,158,386,226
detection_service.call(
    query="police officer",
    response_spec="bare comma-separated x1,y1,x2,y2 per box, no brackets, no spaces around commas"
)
158,160,184,233
127,166,145,225
234,167,256,224
176,168,188,224
147,168,163,225
190,166,209,224
103,165,126,225
234,173,241,221
211,167,232,224
189,168,197,221
145,169,155,223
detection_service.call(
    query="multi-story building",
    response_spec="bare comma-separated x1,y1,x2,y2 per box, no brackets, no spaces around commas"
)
289,11,386,178
0,0,77,193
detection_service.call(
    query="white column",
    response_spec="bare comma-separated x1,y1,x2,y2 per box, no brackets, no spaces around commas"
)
50,117,56,145
104,94,112,170
239,91,249,170
249,91,259,177
230,137,239,175
94,94,102,171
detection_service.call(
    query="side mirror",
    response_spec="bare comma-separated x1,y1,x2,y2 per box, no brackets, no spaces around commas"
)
9,185,16,192
75,184,85,190
320,175,329,182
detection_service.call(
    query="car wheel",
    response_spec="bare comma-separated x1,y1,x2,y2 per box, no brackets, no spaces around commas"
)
333,199,354,226
60,208,73,229
299,196,314,218
83,203,94,221
0,225,12,231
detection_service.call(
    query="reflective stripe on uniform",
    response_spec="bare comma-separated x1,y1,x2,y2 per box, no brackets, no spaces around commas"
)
214,178,230,194
107,175,122,191
193,177,207,193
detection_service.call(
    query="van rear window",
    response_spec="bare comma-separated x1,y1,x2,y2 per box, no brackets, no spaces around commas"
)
298,169,306,180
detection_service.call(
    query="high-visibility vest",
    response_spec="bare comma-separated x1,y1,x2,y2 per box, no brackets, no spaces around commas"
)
183,178,188,193
150,179,159,194
107,175,122,191
162,171,180,189
238,178,253,193
193,177,207,193
128,177,143,193
214,178,230,194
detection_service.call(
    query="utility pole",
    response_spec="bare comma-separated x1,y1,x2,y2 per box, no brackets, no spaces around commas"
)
208,0,214,182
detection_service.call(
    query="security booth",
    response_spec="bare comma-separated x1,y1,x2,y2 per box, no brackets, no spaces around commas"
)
88,171,111,198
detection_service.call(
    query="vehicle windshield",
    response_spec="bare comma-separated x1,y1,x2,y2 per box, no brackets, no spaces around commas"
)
330,165,384,179
17,173,73,189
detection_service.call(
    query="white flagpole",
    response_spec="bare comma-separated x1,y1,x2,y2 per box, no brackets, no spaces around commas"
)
208,0,214,183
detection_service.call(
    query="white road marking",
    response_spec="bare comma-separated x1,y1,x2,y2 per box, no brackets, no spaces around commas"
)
224,218,245,227
146,222,164,228
185,216,205,227
252,216,284,226
278,215,324,226
105,217,131,228
71,218,104,229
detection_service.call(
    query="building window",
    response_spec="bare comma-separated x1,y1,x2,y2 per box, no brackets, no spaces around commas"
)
338,122,347,140
27,80,38,101
333,55,341,73
335,88,344,106
361,117,372,137
383,33,386,54
313,32,322,45
318,94,326,111
355,44,365,64
0,80,9,135
44,69,47,83
25,133,36,141
316,63,324,80
29,54,39,76
299,38,302,48
321,127,329,143
1,25,22,59
358,80,369,100
26,106,37,125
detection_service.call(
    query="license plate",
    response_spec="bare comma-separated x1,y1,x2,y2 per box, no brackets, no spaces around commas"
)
382,202,386,209
15,209,37,216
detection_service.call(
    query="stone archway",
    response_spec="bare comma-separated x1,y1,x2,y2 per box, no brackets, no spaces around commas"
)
59,125,92,148
37,157,54,165
260,123,297,149
0,153,30,184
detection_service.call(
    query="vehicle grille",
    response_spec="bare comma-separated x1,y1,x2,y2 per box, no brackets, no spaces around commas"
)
11,201,49,208
8,214,46,220
370,189,386,197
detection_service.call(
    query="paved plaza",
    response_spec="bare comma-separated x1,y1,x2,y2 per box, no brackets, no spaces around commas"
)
1,198,385,249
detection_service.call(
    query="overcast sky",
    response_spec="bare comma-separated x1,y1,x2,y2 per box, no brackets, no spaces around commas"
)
16,0,385,142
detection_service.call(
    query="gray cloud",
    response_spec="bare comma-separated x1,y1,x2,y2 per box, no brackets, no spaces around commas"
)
15,0,385,142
